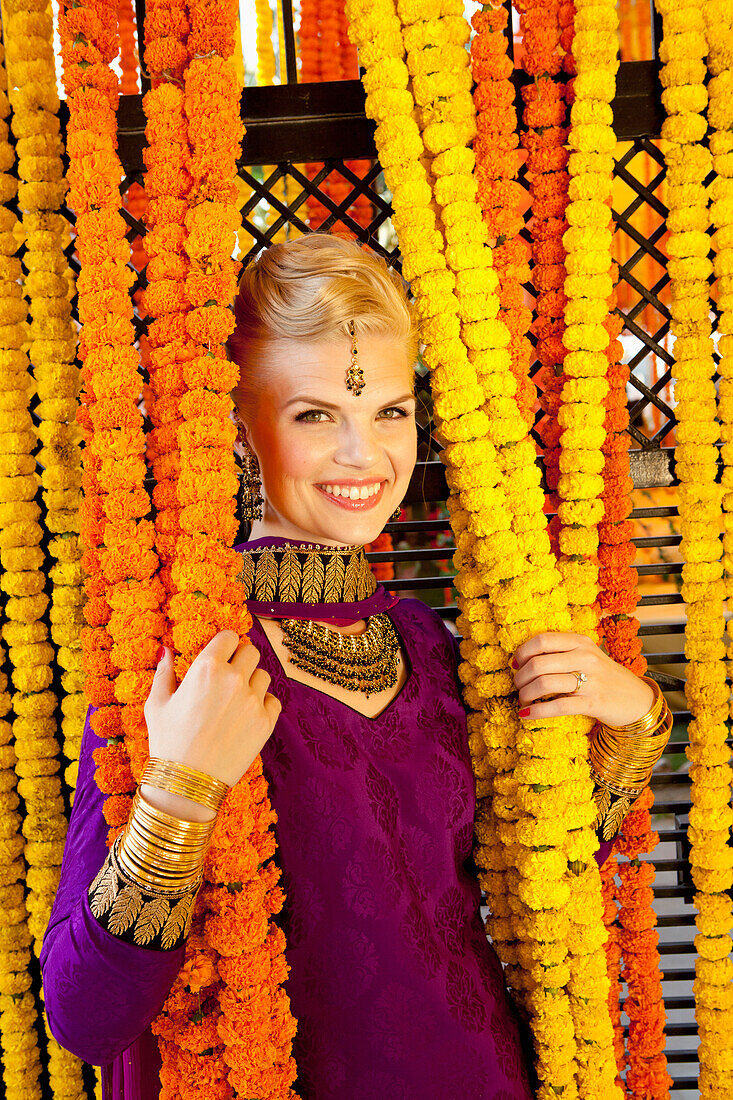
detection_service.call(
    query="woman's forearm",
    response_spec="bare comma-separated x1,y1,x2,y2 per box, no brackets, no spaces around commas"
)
39,705,190,1065
41,885,184,1065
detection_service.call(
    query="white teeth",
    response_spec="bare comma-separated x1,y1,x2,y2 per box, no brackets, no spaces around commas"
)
319,482,382,499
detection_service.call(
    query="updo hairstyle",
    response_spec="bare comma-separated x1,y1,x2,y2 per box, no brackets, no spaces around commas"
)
226,233,419,421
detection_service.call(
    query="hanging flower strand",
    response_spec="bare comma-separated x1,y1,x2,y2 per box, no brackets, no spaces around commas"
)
517,0,571,561
346,2,623,1095
657,1,733,1096
138,0,193,686
1,0,87,807
470,3,534,429
0,14,88,1100
0,39,45,1100
57,0,162,849
150,0,299,1095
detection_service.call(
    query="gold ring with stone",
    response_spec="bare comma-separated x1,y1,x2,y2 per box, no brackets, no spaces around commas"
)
571,670,587,693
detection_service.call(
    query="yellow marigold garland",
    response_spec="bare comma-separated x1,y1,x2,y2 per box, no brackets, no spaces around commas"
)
0,0,76,971
256,0,276,84
657,1,733,1095
346,1,622,1094
396,10,621,1093
0,21,87,1100
0,44,43,1100
557,0,617,637
1,0,86,802
255,0,294,246
705,0,733,1090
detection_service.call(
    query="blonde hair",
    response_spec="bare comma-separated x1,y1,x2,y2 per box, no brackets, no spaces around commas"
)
226,233,419,419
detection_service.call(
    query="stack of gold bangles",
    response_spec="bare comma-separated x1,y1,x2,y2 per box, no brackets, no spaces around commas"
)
590,674,672,802
116,758,231,893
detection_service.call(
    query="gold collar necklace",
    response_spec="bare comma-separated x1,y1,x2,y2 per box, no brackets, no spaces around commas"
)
236,542,377,605
236,542,400,697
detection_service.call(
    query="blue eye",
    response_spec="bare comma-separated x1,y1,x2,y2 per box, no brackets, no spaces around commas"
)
295,407,411,423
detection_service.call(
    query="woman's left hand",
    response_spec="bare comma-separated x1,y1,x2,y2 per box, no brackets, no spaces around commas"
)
511,632,655,727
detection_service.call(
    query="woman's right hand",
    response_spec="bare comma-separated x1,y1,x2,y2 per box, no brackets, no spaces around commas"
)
141,630,281,820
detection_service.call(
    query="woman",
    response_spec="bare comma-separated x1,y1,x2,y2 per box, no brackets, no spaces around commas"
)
41,234,668,1100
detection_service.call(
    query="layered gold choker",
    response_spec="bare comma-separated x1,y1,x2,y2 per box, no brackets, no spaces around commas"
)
279,615,400,697
236,543,377,604
236,542,400,696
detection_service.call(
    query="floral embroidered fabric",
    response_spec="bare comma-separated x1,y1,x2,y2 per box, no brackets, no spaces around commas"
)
251,599,535,1100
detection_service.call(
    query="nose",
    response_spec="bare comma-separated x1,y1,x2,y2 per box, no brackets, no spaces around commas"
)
332,417,381,469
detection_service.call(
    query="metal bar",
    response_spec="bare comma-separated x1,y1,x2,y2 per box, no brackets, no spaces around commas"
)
281,0,298,84
134,0,151,97
650,0,664,60
110,59,666,174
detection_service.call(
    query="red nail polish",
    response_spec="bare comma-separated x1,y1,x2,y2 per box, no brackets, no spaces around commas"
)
511,657,519,669
155,645,165,664
518,707,530,717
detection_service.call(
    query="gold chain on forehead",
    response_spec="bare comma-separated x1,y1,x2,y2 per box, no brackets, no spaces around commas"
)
345,319,365,396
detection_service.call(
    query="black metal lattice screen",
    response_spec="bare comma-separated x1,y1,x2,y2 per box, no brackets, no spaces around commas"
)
38,52,720,1098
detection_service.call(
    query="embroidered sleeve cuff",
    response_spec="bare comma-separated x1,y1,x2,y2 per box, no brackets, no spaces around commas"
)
87,835,202,952
592,780,643,843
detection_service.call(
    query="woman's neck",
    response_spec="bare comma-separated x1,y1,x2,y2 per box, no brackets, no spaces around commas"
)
247,520,359,549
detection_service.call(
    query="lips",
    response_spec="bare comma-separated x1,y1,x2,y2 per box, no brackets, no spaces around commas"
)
315,481,386,510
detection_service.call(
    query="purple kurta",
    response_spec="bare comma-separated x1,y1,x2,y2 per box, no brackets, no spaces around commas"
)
40,596,603,1099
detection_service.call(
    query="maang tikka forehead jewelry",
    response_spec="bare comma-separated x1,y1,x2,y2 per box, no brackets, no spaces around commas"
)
345,320,365,396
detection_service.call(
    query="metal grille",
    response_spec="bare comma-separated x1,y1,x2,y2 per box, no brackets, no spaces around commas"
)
43,46,719,1100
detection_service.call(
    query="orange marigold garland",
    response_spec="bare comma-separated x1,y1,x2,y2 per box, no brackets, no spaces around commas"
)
598,279,670,1100
614,787,672,1100
517,0,571,558
149,1,299,1095
470,3,534,429
117,0,140,93
139,0,192,672
58,0,161,833
596,268,671,1098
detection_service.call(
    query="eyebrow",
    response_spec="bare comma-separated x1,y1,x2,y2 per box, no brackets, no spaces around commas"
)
284,393,417,410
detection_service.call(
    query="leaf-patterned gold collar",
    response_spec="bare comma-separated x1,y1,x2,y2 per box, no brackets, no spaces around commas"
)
235,541,378,606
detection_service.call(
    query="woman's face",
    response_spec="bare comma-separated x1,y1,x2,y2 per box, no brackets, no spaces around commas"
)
239,334,417,547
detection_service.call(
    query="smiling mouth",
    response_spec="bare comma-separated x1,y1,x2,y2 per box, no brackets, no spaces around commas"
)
315,482,386,509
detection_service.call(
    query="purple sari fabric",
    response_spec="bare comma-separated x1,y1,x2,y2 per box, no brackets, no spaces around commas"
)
40,596,609,1099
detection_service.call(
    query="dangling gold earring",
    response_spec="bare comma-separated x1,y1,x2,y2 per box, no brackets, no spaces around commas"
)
390,506,402,521
241,444,264,523
234,413,263,523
